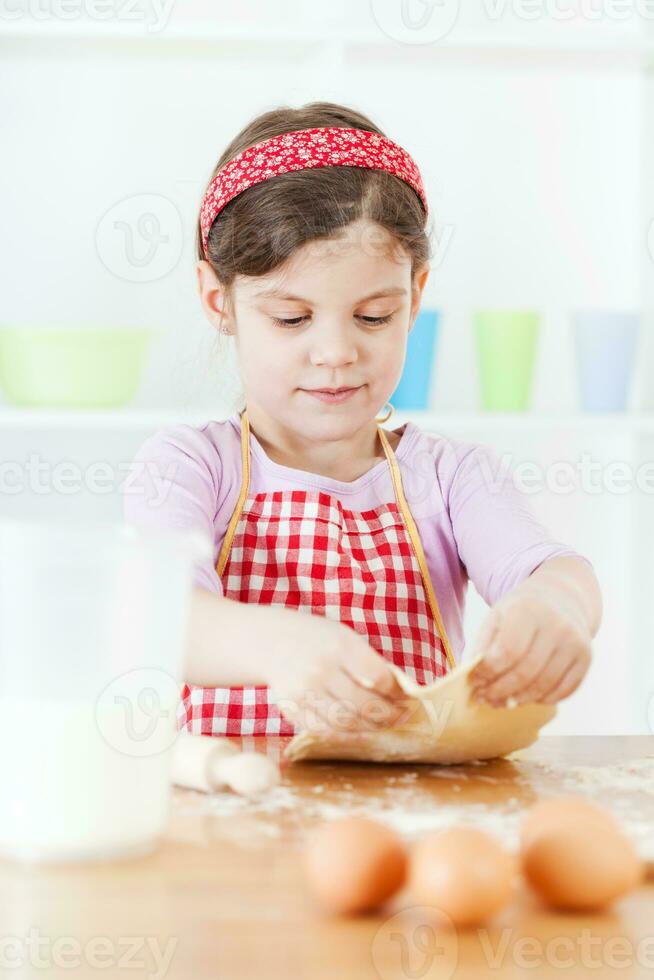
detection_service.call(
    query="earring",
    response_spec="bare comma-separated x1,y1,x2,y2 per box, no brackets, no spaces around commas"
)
375,402,394,424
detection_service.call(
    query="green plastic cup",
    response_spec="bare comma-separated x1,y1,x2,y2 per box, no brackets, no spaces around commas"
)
474,310,540,412
0,325,154,409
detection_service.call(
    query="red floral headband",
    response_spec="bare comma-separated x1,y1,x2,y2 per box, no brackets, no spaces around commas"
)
199,126,428,256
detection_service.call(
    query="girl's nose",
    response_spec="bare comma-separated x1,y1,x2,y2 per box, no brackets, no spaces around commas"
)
308,322,358,367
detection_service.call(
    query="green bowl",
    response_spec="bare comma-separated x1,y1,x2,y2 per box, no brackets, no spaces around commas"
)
0,326,154,408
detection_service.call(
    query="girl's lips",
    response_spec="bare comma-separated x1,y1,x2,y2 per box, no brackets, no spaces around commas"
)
302,387,362,404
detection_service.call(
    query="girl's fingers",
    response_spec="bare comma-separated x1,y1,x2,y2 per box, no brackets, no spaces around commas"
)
275,699,316,732
321,686,360,732
474,627,553,705
299,687,405,735
304,698,350,735
518,645,574,704
344,649,405,702
287,691,362,735
329,670,406,730
468,611,501,685
498,628,590,705
541,651,591,704
472,607,540,689
273,682,348,733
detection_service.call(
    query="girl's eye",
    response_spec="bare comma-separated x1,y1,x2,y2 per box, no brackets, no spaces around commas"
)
359,314,393,325
271,314,393,329
271,316,308,328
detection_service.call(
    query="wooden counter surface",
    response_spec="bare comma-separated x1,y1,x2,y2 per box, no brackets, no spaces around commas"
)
1,736,653,979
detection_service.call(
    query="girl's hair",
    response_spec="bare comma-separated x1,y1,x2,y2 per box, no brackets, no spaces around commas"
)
196,102,431,313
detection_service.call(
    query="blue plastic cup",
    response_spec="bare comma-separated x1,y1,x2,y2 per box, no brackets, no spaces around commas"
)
573,311,639,412
391,309,440,410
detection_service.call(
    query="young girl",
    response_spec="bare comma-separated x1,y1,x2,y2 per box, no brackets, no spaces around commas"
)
124,102,602,740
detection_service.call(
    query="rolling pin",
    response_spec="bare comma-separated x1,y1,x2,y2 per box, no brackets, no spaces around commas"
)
171,732,280,797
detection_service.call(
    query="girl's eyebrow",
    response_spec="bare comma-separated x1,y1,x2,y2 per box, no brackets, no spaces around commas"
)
252,287,408,302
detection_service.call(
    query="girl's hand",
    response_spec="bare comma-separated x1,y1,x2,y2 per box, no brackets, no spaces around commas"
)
469,586,592,707
264,606,409,735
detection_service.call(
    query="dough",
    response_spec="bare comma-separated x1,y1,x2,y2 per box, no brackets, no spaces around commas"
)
284,657,556,765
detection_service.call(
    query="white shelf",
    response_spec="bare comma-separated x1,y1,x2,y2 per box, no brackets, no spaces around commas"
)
2,405,653,432
0,20,651,58
393,411,654,433
0,21,327,43
351,35,654,56
0,406,207,429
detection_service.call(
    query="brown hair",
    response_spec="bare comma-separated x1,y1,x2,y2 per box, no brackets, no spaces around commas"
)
196,102,431,313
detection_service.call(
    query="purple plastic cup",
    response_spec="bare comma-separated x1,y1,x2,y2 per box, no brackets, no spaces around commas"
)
573,311,639,413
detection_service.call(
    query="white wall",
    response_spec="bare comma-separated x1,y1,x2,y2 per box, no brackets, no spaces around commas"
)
1,4,652,735
0,19,645,414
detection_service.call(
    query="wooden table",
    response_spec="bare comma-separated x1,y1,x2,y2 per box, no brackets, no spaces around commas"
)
1,737,653,979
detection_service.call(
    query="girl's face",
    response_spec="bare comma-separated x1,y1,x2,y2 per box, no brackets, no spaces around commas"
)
197,219,429,442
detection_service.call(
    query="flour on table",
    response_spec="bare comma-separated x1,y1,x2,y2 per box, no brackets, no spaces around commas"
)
171,754,654,860
529,756,654,859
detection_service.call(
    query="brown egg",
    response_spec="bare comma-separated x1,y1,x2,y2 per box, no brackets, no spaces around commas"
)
522,816,643,911
409,827,516,928
520,795,619,849
304,816,407,914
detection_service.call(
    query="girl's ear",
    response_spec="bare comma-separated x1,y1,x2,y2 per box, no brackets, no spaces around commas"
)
409,263,430,327
196,260,232,335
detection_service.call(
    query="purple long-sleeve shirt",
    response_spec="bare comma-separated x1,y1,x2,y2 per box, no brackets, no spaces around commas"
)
123,413,592,663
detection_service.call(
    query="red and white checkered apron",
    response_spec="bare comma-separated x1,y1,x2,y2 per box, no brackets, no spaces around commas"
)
177,409,456,737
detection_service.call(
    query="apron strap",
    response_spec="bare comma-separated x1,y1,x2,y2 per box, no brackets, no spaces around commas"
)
216,408,251,578
216,408,456,672
377,425,457,672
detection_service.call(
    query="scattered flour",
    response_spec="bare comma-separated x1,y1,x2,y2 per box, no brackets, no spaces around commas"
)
528,756,654,858
171,755,654,858
174,786,524,846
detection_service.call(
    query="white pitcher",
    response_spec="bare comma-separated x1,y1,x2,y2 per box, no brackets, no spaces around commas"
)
0,518,210,863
